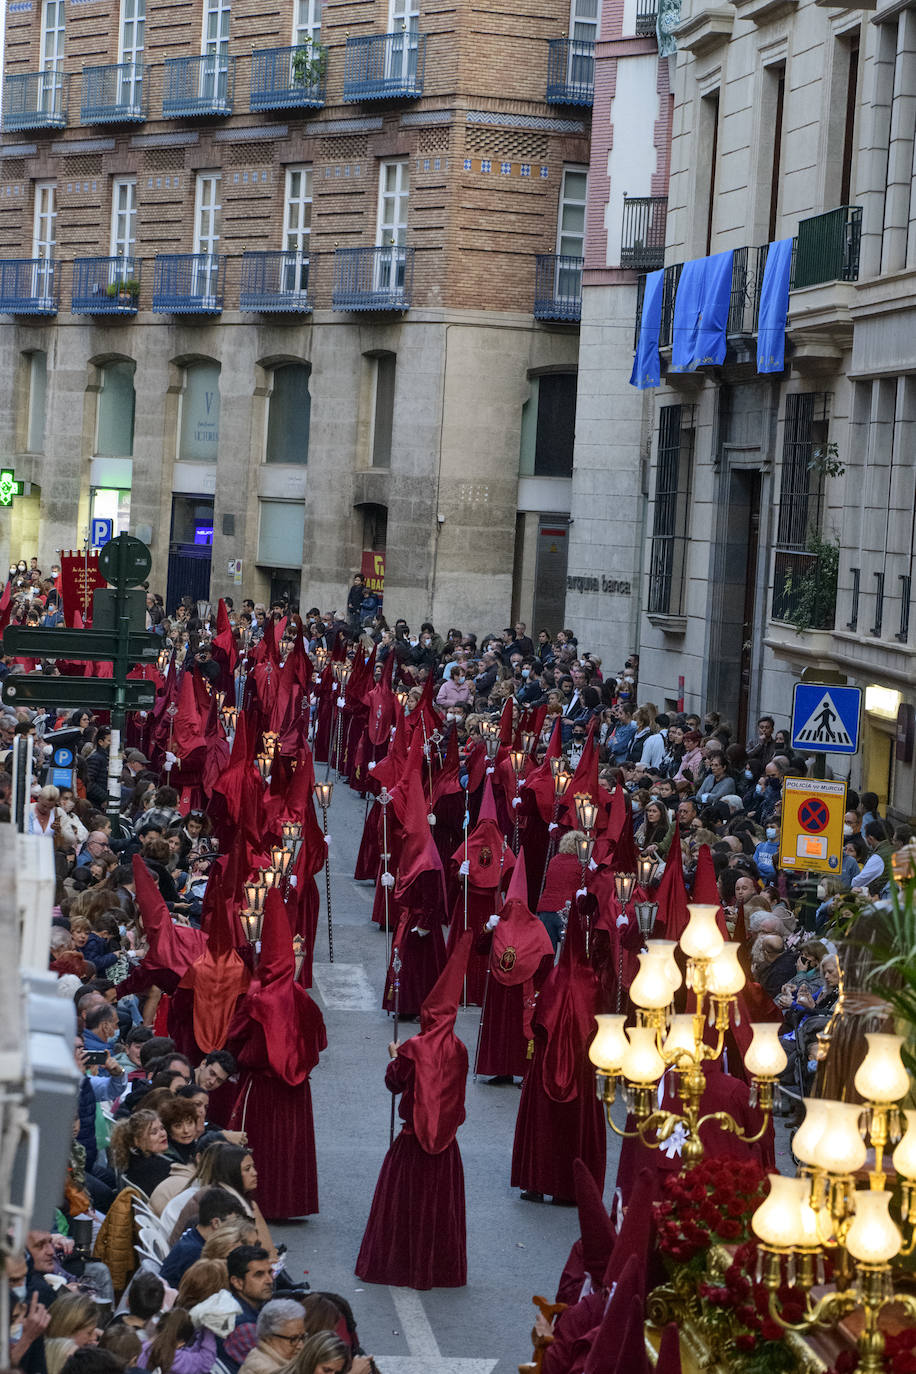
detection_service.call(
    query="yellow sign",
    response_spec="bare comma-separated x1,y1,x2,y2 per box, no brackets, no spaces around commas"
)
778,777,847,874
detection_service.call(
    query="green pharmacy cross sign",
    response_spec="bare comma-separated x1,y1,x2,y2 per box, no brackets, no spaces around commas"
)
0,470,23,507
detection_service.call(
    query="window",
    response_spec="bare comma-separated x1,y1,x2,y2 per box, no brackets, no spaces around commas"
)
110,178,137,260
766,67,785,242
569,0,598,43
388,0,419,82
32,182,56,299
179,361,220,462
258,500,305,566
118,0,145,108
25,351,47,453
554,165,587,303
534,373,577,478
293,0,320,44
193,172,222,300
91,487,131,535
96,361,135,457
282,165,312,294
376,160,409,293
266,364,311,464
840,34,859,207
201,0,230,104
371,354,396,468
648,405,693,616
40,0,65,70
700,91,719,256
771,393,832,625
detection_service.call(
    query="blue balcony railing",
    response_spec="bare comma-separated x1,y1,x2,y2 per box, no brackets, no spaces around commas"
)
240,251,314,312
249,45,327,112
546,38,595,105
162,54,235,118
0,259,60,315
71,257,142,314
332,246,414,311
343,32,426,101
152,254,225,314
2,70,70,132
534,254,584,322
81,63,148,124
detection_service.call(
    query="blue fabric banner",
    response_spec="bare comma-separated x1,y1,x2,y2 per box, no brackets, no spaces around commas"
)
756,238,793,374
629,268,664,390
671,249,733,371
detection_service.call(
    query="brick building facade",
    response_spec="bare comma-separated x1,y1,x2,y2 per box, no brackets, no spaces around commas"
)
0,0,592,626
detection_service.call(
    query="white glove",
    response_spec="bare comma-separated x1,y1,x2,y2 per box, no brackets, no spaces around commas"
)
323,834,331,846
337,696,347,709
576,887,588,899
412,926,430,937
486,913,499,932
548,822,559,833
511,796,522,808
381,872,395,888
367,760,376,770
459,860,470,877
427,813,436,826
616,912,629,928
164,750,178,771
588,857,598,871
289,875,298,888
486,766,496,775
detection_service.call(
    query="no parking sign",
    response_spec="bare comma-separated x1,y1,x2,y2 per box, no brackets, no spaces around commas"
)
778,777,847,874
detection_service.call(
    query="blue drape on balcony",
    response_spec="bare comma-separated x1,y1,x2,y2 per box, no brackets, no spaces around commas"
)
670,249,733,371
756,237,793,374
629,268,664,389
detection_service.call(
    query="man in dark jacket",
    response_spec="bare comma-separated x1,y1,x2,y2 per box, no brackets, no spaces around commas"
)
84,728,111,809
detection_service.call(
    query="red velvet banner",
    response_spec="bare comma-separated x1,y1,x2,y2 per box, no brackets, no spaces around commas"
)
59,550,104,626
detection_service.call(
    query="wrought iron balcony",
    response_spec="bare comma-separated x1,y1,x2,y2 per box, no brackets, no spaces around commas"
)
343,32,426,101
546,38,595,106
620,196,667,271
635,0,659,35
791,204,862,290
152,254,225,314
81,63,148,123
249,44,327,111
240,251,314,312
162,54,235,118
534,254,583,322
332,245,414,311
0,259,60,315
71,257,142,314
2,70,69,132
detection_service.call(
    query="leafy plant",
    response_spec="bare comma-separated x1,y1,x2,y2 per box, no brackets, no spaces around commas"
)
779,528,839,635
810,441,846,481
867,871,916,1077
290,39,326,86
105,279,140,298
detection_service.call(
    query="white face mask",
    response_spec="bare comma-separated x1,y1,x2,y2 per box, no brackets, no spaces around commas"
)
446,713,456,721
765,826,777,841
816,885,827,900
843,824,853,837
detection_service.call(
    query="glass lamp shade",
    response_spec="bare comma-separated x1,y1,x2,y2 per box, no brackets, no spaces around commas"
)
893,1110,916,1181
554,771,572,797
485,735,501,760
575,837,595,868
521,732,536,754
314,782,333,809
636,854,658,887
812,1101,866,1175
620,1025,665,1085
614,873,636,906
646,940,683,993
853,1032,910,1105
681,904,725,961
706,942,746,998
845,1190,902,1265
549,756,564,778
575,797,598,832
744,1022,788,1079
509,749,527,777
792,1098,831,1168
751,1174,814,1250
589,1014,629,1073
630,952,674,1011
662,1013,698,1063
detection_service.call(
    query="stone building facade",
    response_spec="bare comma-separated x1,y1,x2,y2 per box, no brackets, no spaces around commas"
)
0,0,594,628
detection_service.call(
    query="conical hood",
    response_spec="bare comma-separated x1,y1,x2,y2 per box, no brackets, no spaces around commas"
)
492,847,553,993
504,846,528,907
256,885,295,985
499,696,515,746
477,775,498,823
419,927,471,1035
399,930,472,1153
654,823,689,941
573,1157,615,1287
692,843,729,939
603,1167,656,1290
655,1323,681,1374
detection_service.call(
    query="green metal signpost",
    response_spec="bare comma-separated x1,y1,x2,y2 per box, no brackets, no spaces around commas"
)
1,533,157,834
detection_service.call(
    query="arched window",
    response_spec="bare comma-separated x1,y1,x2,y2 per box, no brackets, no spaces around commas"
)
95,359,136,457
266,362,311,464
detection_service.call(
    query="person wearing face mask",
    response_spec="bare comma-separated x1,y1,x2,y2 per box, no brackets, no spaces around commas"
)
515,661,543,707
435,669,470,710
752,820,780,881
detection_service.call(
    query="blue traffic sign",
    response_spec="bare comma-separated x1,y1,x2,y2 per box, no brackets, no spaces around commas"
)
791,684,861,755
52,746,73,768
90,517,113,548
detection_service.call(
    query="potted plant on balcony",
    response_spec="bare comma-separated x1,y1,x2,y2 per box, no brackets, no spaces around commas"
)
105,279,140,305
291,38,326,87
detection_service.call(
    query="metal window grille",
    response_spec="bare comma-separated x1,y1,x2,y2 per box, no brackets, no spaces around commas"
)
647,405,692,615
775,392,829,549
847,566,860,631
871,571,885,637
898,574,911,643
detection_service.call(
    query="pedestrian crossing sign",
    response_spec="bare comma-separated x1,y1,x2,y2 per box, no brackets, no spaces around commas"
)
791,684,861,755
778,777,848,874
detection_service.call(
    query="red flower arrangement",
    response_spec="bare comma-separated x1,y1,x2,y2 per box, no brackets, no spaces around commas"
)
828,1327,916,1373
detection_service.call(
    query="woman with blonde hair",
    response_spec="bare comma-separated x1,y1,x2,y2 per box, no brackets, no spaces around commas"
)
45,1293,98,1374
174,1258,229,1312
201,1217,259,1260
288,1332,353,1374
108,1109,171,1197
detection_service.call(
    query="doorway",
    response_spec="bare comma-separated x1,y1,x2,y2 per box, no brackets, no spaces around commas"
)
707,468,762,733
167,494,214,612
532,515,569,636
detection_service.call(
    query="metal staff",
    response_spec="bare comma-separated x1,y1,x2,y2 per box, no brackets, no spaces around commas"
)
472,837,508,1079
380,786,392,965
315,782,334,963
389,944,402,1146
460,770,470,1009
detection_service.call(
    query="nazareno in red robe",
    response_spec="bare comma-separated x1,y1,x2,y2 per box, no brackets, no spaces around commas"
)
356,932,472,1290
446,777,514,1006
226,887,327,1220
511,897,606,1202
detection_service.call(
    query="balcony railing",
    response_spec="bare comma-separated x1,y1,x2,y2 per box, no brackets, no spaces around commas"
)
659,261,682,348
71,257,142,314
240,251,314,312
648,535,688,616
343,32,426,101
771,548,836,629
0,260,60,315
791,205,862,291
2,70,69,132
152,254,225,314
249,45,327,112
534,254,583,322
620,196,667,272
726,244,770,336
81,63,148,123
332,246,414,311
546,38,595,105
635,0,659,35
162,54,235,118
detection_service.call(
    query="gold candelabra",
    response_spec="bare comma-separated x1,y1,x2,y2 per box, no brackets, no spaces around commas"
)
750,1031,916,1373
589,903,785,1167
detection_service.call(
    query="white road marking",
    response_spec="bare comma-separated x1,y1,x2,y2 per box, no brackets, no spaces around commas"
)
381,1287,498,1374
311,962,376,1010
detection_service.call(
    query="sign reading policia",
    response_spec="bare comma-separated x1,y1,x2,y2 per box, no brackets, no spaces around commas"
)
778,777,848,876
